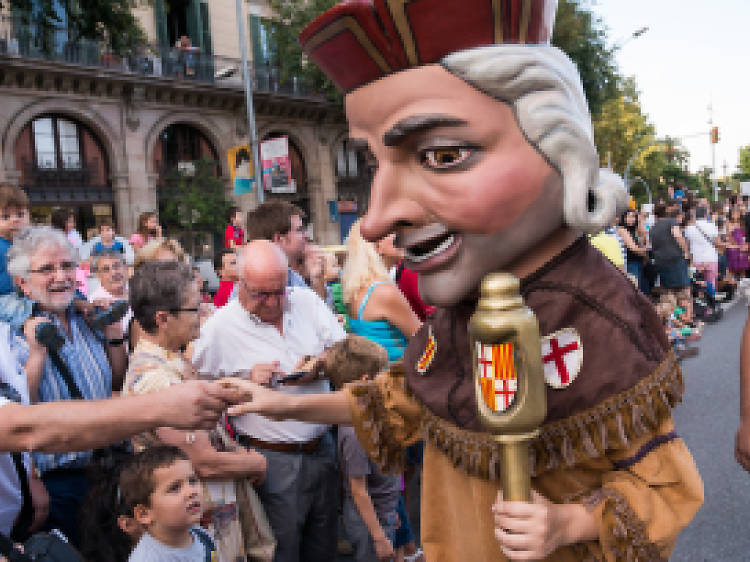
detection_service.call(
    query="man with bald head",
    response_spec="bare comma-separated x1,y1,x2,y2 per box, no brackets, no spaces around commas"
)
192,239,346,562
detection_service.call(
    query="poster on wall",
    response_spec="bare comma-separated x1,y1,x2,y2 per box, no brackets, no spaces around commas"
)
260,136,295,194
227,145,254,195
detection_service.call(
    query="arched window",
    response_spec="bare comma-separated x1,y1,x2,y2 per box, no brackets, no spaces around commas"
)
32,116,82,170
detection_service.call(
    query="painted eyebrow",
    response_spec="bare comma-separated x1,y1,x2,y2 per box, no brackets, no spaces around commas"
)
382,114,468,147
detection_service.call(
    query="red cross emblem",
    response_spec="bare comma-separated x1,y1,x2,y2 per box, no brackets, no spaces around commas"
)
541,328,583,389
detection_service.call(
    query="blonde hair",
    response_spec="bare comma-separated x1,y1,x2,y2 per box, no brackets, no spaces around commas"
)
134,238,187,269
341,220,391,305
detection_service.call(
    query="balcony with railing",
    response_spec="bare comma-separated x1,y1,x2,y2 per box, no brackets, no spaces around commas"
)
0,15,322,99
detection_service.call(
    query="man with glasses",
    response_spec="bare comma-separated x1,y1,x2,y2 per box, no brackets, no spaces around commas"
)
88,248,132,335
193,239,346,562
7,226,127,544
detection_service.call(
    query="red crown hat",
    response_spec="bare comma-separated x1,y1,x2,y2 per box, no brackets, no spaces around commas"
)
300,0,557,92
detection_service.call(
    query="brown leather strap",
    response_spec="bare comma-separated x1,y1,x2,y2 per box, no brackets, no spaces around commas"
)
236,434,321,453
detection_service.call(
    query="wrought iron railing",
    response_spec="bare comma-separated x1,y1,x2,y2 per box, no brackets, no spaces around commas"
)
0,15,321,97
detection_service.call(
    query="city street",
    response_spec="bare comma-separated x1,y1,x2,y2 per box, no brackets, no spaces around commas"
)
673,299,750,561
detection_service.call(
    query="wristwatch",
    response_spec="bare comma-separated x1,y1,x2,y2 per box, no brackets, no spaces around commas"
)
107,337,126,346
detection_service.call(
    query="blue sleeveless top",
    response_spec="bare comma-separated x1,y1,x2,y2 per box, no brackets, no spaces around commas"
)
348,282,409,362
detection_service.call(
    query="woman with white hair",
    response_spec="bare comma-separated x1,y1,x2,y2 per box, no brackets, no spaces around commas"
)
342,220,420,362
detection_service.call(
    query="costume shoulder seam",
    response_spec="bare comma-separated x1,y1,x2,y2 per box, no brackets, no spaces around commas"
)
525,280,662,362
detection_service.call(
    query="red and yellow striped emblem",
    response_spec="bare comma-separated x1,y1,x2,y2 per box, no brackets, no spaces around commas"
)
416,326,437,375
477,341,517,412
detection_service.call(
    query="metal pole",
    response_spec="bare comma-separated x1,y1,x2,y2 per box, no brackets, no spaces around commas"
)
236,0,264,204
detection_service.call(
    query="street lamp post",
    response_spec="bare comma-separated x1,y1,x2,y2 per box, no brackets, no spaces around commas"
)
236,0,265,204
630,177,652,206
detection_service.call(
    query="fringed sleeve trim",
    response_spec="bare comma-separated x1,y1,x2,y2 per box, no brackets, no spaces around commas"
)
419,351,683,480
583,488,666,562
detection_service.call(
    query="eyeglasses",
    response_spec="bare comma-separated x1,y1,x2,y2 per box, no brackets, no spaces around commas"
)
245,287,286,301
96,262,125,274
29,261,76,276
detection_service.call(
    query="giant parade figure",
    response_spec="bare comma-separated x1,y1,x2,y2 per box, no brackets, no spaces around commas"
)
224,0,704,559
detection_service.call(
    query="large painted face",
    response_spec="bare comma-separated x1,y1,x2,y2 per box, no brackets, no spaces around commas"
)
346,65,565,306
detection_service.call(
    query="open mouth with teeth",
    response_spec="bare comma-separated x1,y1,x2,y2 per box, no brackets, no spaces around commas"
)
187,500,201,514
405,232,457,264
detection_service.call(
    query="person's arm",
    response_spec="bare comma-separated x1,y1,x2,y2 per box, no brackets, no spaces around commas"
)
223,379,352,424
616,227,647,256
367,283,422,337
0,380,235,453
736,311,750,472
349,476,394,560
155,427,266,483
671,225,689,257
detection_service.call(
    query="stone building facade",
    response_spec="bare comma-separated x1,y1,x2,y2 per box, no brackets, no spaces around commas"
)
0,0,372,250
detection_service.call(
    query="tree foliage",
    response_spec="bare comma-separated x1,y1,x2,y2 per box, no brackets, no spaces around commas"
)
160,158,231,256
6,0,146,55
552,0,619,117
268,0,340,101
738,145,750,180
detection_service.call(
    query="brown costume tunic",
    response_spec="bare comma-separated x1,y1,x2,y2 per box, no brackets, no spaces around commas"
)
345,237,703,561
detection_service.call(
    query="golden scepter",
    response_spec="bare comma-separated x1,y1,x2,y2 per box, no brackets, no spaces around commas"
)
468,273,547,501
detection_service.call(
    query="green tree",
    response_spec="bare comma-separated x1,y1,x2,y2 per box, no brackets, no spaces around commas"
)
592,77,655,175
738,145,750,180
6,0,146,55
160,158,231,257
268,0,340,101
552,0,619,117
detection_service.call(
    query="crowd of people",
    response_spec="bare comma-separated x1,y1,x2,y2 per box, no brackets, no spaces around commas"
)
0,184,432,561
590,188,748,360
0,175,743,561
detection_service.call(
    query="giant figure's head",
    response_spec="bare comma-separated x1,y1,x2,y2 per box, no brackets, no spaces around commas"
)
302,0,626,306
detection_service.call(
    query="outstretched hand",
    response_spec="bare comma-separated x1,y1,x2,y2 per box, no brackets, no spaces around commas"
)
218,377,291,420
160,380,240,430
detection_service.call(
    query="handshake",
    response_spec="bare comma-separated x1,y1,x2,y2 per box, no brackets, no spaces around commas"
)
184,335,388,428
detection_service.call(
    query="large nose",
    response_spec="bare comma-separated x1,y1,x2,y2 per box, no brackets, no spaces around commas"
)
359,163,424,243
53,264,69,282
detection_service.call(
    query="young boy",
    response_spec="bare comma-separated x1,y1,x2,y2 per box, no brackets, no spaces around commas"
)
213,249,238,308
92,219,124,255
119,445,215,562
0,185,30,295
326,336,400,562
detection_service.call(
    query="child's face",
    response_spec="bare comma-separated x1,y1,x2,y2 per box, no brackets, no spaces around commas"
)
137,460,203,532
221,253,238,281
100,225,114,243
0,206,29,240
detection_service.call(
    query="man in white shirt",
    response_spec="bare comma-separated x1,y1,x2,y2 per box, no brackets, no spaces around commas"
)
88,249,132,334
684,206,719,290
192,240,346,562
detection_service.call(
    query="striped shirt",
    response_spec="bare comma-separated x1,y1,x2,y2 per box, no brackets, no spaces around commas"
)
31,305,112,473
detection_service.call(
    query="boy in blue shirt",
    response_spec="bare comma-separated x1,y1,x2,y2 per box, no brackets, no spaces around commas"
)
92,220,124,255
0,185,30,296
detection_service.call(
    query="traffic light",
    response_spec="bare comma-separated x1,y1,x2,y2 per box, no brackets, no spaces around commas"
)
711,126,720,144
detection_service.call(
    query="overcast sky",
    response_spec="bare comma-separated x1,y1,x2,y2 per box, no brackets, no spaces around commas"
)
592,0,747,175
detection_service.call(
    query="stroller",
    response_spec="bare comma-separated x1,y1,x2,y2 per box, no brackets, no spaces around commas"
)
692,269,722,323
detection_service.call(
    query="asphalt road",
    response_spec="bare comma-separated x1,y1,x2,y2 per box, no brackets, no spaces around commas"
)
672,299,750,561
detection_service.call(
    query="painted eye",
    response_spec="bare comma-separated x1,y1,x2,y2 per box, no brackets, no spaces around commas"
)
421,147,473,169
